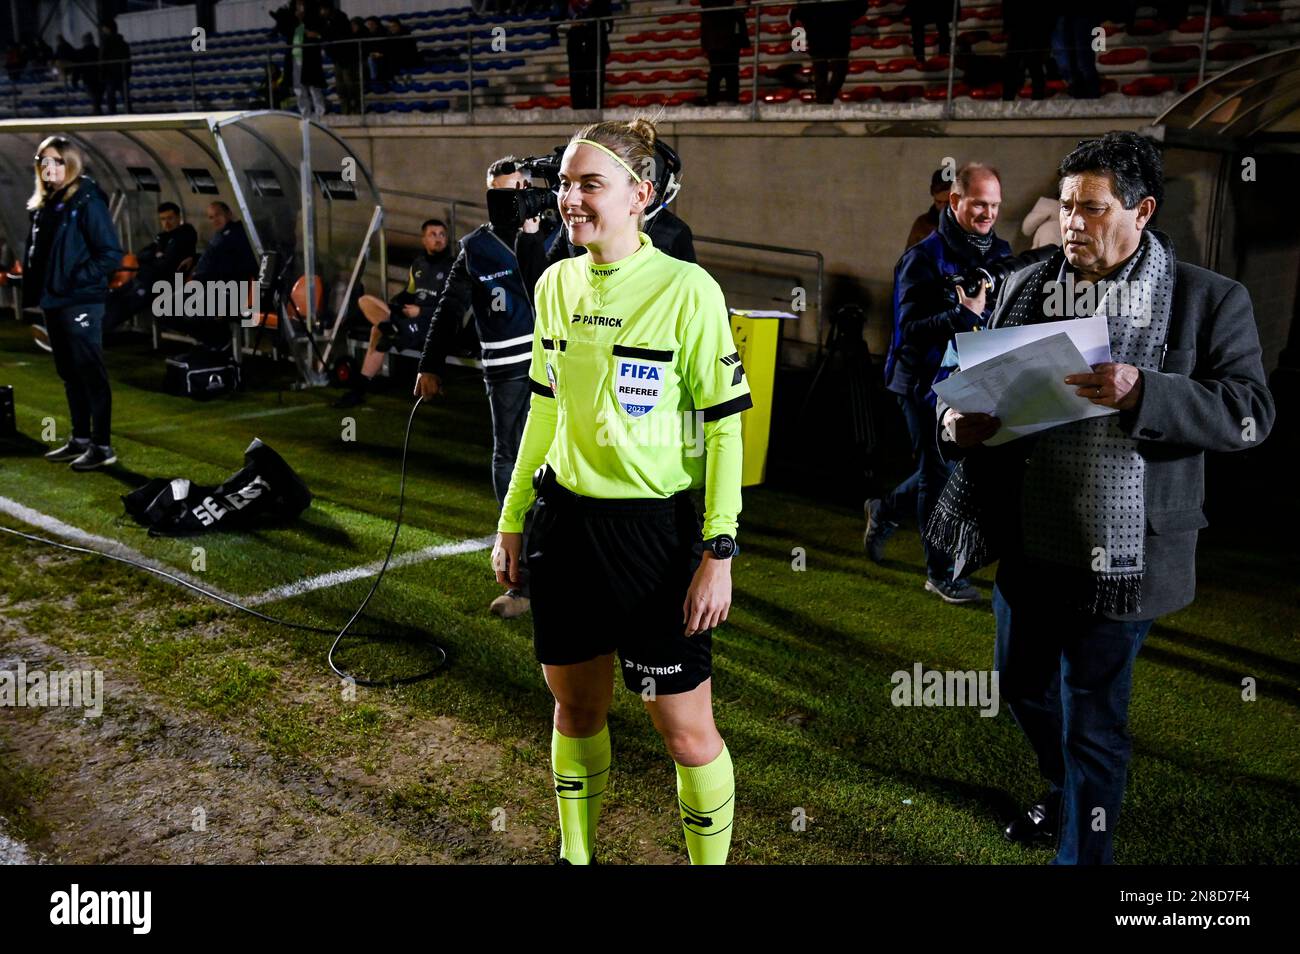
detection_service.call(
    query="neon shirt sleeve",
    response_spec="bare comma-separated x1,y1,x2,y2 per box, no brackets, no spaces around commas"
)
498,282,558,533
497,390,556,533
681,277,752,539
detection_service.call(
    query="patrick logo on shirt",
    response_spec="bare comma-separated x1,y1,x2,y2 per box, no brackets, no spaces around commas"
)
615,359,665,417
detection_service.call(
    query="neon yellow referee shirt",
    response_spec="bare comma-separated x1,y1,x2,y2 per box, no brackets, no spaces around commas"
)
498,231,752,540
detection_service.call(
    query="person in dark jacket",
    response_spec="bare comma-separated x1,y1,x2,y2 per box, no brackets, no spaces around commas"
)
160,201,258,350
335,218,454,408
319,0,359,113
23,136,125,471
699,0,749,105
562,0,612,109
933,132,1274,864
867,161,1010,602
905,167,952,250
789,0,865,104
414,157,546,620
54,35,77,90
98,19,132,115
106,201,199,333
77,33,102,111
1000,0,1053,100
279,0,326,119
905,0,954,65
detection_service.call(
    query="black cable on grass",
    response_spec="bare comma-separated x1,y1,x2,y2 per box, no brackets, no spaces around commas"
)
0,397,447,688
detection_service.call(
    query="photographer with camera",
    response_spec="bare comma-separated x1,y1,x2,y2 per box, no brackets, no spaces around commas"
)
867,162,1010,603
414,157,554,619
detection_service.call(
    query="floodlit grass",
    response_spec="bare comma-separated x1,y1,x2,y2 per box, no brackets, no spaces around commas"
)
0,321,1296,863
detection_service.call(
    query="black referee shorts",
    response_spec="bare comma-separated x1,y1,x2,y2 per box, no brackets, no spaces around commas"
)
526,466,711,696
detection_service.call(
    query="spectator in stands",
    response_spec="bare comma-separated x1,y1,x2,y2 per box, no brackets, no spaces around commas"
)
383,17,419,81
363,16,390,84
789,1,865,104
6,44,24,85
98,19,132,115
1001,0,1053,100
699,0,749,106
284,0,327,119
866,161,1010,604
55,35,77,90
562,0,613,109
77,33,102,109
414,157,543,619
335,218,454,408
1055,13,1101,98
905,167,952,249
319,0,360,113
106,202,199,334
23,135,124,472
161,202,258,352
905,0,953,67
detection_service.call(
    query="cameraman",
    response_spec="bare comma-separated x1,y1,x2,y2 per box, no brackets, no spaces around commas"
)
414,156,552,619
867,161,1011,603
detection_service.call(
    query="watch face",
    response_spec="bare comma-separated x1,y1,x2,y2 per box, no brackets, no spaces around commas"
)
711,536,736,559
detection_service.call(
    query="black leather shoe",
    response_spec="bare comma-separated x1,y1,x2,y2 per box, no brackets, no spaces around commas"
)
1004,792,1061,845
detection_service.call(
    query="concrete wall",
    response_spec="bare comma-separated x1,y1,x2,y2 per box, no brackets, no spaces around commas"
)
335,115,1233,363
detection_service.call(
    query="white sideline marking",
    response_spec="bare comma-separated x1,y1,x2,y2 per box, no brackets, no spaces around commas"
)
0,495,493,611
0,495,242,603
243,534,496,606
129,403,315,436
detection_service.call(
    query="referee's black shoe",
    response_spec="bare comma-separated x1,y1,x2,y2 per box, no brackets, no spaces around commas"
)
1004,791,1061,846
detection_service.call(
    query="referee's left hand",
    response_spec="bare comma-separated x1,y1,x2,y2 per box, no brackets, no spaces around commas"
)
683,553,731,637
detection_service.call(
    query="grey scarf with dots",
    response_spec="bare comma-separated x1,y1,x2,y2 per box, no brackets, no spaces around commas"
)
927,228,1176,616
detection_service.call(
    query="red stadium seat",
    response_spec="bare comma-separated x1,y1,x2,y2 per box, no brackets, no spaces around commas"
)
763,89,794,103
1098,48,1147,66
1126,18,1167,37
1207,42,1259,62
1121,75,1175,96
1150,45,1199,64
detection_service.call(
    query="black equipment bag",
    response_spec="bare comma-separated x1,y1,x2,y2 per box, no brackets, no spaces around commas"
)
122,438,312,537
165,349,240,400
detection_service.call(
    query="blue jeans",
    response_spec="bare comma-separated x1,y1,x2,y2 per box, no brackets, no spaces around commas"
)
883,392,954,580
993,579,1153,865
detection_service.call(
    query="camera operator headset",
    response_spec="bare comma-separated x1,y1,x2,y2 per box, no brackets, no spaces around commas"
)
513,137,695,299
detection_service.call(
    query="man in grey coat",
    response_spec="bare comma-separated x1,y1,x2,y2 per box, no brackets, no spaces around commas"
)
932,131,1274,864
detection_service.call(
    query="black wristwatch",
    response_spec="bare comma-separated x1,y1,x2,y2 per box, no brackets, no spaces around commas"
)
704,535,738,560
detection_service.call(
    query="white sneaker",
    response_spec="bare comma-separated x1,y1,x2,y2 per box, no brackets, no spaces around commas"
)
489,591,531,619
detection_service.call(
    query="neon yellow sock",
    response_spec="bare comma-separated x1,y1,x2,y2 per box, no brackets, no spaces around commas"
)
675,743,735,865
551,724,610,865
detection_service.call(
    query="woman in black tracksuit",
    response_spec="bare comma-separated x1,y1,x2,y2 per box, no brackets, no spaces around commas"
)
23,134,124,471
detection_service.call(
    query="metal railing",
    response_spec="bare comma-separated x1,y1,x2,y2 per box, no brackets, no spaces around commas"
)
3,1,1291,120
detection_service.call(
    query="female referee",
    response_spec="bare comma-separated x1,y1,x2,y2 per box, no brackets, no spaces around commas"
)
492,118,751,865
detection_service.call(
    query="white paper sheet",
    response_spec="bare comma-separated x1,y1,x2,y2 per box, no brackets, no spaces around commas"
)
932,331,1116,446
955,315,1113,371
